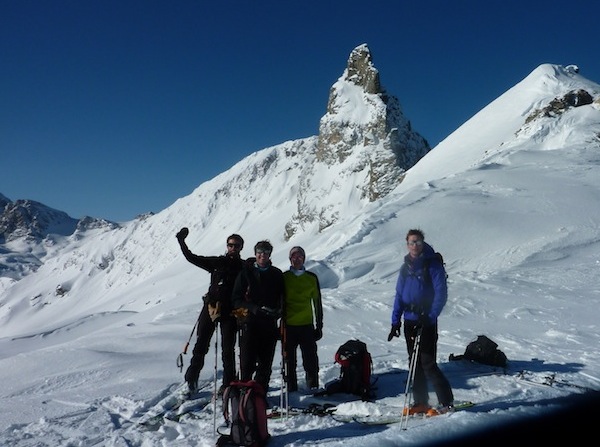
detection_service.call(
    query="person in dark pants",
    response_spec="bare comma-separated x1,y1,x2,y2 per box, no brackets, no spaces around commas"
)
282,246,323,391
231,240,285,393
388,228,454,416
176,228,245,394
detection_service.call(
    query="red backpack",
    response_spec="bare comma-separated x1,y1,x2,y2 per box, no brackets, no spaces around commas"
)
219,380,270,446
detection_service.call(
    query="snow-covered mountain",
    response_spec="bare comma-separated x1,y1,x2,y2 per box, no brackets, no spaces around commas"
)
0,44,430,327
0,44,425,275
1,45,600,446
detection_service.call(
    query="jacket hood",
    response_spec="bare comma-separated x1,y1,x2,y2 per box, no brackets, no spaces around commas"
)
422,242,435,257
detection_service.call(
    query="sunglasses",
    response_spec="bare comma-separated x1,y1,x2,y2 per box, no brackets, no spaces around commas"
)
255,249,272,256
227,243,242,248
407,240,423,246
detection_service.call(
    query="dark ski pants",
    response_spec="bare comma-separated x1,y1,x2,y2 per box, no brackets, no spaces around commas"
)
238,320,278,392
186,304,238,388
404,321,454,407
284,324,319,390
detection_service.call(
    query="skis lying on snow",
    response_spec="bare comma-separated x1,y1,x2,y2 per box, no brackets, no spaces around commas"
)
137,382,214,429
515,370,597,392
267,400,475,425
330,401,475,425
450,358,598,393
267,403,337,419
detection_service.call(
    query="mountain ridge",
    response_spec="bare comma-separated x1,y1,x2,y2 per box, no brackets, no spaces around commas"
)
1,56,600,337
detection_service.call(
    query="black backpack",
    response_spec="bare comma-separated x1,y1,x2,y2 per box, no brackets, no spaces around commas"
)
449,335,508,368
218,380,270,447
318,339,374,401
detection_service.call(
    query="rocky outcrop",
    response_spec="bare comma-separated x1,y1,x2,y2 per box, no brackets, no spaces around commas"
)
316,44,429,174
314,44,429,204
524,89,594,125
0,199,78,243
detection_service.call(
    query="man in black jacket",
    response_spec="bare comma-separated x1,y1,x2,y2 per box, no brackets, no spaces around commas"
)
231,240,285,393
176,227,245,394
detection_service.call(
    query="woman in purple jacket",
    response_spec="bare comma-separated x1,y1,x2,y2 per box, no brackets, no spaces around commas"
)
388,229,454,416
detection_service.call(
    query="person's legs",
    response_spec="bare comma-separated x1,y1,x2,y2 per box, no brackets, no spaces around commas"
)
420,324,454,406
238,323,257,382
298,325,319,389
220,316,238,390
185,305,215,390
254,324,278,392
404,323,429,407
284,326,300,392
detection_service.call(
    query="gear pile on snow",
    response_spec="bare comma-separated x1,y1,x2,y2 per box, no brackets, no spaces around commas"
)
449,335,508,368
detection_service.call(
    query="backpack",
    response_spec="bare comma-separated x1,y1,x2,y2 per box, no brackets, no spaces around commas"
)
449,335,508,368
319,339,374,401
218,380,270,447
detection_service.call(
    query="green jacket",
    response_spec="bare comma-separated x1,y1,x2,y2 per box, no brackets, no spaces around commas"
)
283,269,323,328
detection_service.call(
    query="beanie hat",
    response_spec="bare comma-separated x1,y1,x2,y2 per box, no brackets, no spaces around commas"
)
289,246,305,259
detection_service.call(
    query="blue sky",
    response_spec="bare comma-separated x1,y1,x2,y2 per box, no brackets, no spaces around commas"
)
2,0,599,222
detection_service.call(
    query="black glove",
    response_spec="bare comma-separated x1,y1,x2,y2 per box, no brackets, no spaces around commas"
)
176,227,189,240
387,323,401,342
258,306,281,318
314,327,323,341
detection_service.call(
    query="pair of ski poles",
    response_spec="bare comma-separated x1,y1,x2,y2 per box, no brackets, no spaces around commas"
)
279,321,290,419
400,326,423,430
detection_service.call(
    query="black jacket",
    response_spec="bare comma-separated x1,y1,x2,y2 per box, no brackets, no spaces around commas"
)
178,239,244,315
231,258,284,322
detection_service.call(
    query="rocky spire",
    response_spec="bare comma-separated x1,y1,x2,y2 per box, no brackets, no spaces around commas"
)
316,44,430,177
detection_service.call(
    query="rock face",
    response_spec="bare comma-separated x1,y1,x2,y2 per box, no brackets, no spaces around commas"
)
316,43,430,183
524,89,594,124
0,197,119,280
281,44,432,237
0,199,78,243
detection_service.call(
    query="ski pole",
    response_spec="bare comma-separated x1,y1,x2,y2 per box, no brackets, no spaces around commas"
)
279,320,289,420
238,324,245,381
177,312,200,372
401,326,422,430
213,320,219,436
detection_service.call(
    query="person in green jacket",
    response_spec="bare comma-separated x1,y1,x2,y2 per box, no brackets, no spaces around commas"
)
282,246,324,391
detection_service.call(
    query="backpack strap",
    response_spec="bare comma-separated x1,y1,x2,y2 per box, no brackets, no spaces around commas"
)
222,385,232,424
400,259,430,280
361,350,374,400
403,254,443,284
238,386,252,425
400,262,409,278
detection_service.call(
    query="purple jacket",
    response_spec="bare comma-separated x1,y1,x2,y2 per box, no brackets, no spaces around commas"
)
391,242,448,326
